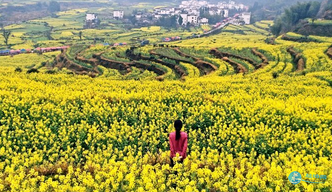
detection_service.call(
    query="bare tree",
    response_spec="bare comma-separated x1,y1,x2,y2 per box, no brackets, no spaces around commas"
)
2,29,11,46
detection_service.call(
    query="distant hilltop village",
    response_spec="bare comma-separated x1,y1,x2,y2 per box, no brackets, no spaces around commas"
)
85,0,251,28
158,0,250,25
178,0,247,16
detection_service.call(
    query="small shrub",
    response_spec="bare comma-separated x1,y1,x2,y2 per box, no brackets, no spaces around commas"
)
41,62,47,67
27,68,39,74
45,70,56,74
272,72,279,79
14,67,22,72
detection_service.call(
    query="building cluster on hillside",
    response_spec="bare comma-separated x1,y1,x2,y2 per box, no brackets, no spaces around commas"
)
152,0,250,26
0,46,69,56
84,0,251,28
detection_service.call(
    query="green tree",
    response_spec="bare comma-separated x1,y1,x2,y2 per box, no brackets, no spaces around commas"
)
178,16,183,26
48,1,60,13
271,1,322,36
44,29,53,40
156,16,178,29
199,7,223,24
270,18,282,36
78,31,83,40
308,2,321,17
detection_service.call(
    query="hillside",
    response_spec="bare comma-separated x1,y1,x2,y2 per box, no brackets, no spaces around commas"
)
317,0,332,18
271,1,332,36
245,0,326,21
0,1,111,26
296,21,332,37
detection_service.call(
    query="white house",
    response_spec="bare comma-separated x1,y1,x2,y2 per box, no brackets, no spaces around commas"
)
154,14,163,19
219,1,236,9
237,4,245,10
154,8,161,14
113,10,124,19
209,7,223,15
200,18,209,25
85,13,99,28
86,13,97,21
181,1,190,7
135,14,142,20
188,15,198,25
241,12,251,24
174,8,182,15
197,1,208,6
224,9,229,18
160,9,167,15
189,9,199,16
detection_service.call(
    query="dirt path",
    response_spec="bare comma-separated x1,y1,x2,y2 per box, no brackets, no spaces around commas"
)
210,48,257,67
286,47,305,71
54,52,99,77
251,48,269,69
326,46,332,59
54,49,169,79
172,48,218,75
209,48,248,73
148,50,187,77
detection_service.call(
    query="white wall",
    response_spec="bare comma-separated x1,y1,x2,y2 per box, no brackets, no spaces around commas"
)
114,11,124,19
241,12,251,24
188,15,198,24
86,14,97,21
224,9,229,18
180,14,188,25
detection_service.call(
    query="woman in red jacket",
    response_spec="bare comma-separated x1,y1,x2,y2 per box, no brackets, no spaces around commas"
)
169,119,188,167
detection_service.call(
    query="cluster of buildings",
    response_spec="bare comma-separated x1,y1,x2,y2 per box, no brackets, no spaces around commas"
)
85,0,251,28
155,0,250,26
0,46,70,56
84,10,124,28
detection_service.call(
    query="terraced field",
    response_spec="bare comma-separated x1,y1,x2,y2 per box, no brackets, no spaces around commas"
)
3,22,331,81
49,44,275,80
45,26,332,81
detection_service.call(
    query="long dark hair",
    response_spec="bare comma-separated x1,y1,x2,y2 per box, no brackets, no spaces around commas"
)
174,120,183,140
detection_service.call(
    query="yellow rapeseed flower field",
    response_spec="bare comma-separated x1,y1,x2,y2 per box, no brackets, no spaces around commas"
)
1,15,332,190
0,70,331,191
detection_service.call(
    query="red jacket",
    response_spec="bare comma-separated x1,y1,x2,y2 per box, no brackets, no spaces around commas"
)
169,131,188,159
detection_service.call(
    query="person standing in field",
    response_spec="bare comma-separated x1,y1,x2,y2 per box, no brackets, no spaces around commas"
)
169,119,188,167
